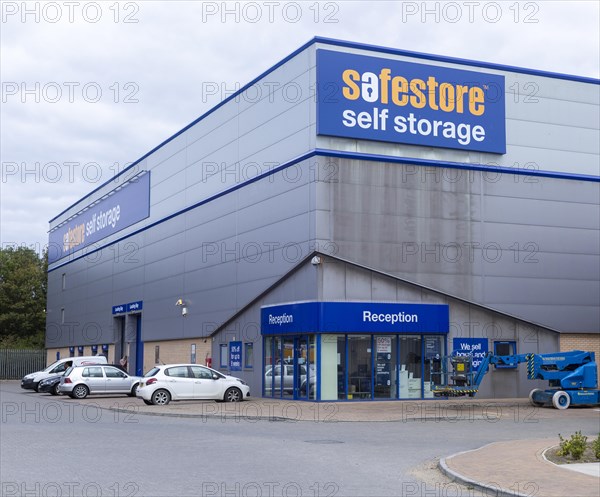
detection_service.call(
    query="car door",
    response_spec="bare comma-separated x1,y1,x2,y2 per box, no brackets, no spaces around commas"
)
163,366,194,399
103,366,130,393
81,366,105,393
189,366,222,399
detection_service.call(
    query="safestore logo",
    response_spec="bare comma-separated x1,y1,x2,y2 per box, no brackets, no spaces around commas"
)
317,50,506,154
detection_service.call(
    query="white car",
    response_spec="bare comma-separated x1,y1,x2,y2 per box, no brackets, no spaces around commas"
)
136,364,250,405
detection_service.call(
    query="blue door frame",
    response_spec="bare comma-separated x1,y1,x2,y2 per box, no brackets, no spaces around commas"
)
135,314,144,376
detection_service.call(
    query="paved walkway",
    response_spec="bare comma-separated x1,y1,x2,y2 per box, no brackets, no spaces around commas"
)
440,438,600,497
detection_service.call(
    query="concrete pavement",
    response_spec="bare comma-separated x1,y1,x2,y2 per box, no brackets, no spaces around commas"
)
440,438,600,497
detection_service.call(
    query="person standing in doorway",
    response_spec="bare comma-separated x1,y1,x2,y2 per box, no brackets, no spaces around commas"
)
120,355,128,371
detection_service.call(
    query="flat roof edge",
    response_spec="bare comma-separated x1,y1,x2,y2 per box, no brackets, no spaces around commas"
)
313,36,600,84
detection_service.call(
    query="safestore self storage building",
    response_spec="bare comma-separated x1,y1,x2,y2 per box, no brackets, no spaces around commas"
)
46,37,600,401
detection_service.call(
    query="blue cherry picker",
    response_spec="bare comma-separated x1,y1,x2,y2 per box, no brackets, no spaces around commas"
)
432,350,600,409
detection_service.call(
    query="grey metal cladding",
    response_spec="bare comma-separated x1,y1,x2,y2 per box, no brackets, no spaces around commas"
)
320,157,599,332
47,44,316,271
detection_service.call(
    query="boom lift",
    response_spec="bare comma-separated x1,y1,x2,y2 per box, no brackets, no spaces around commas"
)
432,350,599,409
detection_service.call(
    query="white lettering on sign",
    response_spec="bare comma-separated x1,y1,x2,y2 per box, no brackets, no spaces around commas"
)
268,313,293,326
85,204,121,237
362,310,418,324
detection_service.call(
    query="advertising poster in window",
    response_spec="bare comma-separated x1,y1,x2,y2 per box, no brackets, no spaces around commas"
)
229,341,242,371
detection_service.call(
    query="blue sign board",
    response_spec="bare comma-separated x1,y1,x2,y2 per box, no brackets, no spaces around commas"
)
48,173,151,263
112,301,143,315
452,338,488,370
229,341,242,371
317,50,506,154
261,302,449,335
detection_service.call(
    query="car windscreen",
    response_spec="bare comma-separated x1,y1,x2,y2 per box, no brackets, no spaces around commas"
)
43,360,62,373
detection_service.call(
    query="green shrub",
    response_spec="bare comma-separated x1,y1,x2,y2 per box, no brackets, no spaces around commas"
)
593,434,600,460
558,431,588,460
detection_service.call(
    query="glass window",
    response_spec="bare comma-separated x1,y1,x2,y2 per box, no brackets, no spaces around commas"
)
50,362,68,374
337,335,346,400
105,367,126,378
308,335,317,401
244,343,254,368
494,341,517,368
282,338,294,399
144,367,160,378
348,335,372,399
219,344,228,368
424,336,444,398
399,336,422,399
190,366,213,379
165,366,189,378
264,337,274,397
83,367,103,378
374,336,397,399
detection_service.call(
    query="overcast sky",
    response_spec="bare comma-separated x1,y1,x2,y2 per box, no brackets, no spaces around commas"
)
1,0,599,254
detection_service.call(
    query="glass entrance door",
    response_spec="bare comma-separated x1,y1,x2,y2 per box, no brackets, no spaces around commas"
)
294,336,308,400
348,335,372,399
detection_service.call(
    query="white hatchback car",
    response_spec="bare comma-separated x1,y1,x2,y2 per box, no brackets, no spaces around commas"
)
136,364,250,405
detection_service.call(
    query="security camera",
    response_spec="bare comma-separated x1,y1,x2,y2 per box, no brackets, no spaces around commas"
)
311,256,321,265
182,306,188,316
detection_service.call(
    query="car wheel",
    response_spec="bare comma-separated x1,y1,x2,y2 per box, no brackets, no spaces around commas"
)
143,399,152,405
71,384,89,399
129,383,139,397
51,383,61,396
224,387,242,402
151,389,171,405
33,383,40,393
552,390,570,410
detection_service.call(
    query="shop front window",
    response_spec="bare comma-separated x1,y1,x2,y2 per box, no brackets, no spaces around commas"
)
374,336,397,399
424,336,444,397
399,335,422,398
348,335,372,399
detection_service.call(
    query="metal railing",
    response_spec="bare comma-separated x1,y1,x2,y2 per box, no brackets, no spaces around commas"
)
0,349,46,379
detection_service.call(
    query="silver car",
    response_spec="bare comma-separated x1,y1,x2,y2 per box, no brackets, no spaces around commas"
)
59,365,141,399
264,364,308,394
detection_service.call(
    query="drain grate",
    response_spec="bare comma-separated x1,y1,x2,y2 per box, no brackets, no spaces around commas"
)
304,439,344,444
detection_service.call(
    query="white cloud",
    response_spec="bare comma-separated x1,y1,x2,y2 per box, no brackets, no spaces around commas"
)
1,0,598,251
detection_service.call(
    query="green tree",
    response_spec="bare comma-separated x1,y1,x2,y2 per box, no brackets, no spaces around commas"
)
0,247,47,348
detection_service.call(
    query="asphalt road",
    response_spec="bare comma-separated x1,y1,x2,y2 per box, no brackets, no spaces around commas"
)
1,381,599,497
